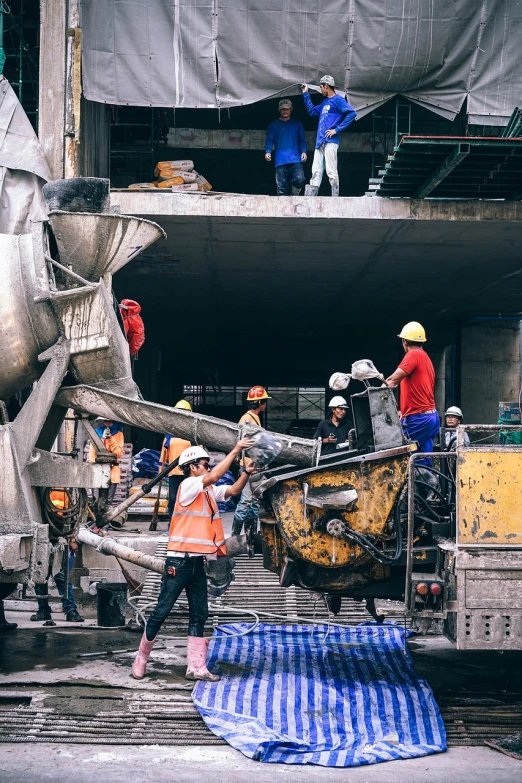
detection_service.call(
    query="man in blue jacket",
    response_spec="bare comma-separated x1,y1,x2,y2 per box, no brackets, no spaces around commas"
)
301,75,356,197
265,99,307,195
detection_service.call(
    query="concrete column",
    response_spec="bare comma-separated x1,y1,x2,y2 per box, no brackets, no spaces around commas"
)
432,348,451,416
460,321,521,423
38,0,67,179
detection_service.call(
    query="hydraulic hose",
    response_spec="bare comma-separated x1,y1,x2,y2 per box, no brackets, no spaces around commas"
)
42,487,87,539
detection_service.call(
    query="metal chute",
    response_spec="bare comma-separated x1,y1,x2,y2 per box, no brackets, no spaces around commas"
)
48,211,166,280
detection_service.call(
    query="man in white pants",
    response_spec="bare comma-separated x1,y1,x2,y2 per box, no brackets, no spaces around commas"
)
301,76,356,197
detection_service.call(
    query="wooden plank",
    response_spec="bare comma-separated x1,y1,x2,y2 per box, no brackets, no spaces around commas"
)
38,0,67,179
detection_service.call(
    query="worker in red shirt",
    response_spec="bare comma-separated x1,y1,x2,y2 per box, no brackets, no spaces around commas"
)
385,321,439,466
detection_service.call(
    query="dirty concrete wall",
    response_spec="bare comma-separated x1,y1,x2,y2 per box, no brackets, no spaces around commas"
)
460,321,521,423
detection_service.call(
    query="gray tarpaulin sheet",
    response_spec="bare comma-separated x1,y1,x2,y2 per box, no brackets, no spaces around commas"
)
0,76,50,233
82,0,522,125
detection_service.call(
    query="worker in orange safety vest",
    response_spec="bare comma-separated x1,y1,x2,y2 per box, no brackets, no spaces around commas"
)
131,436,255,682
159,399,193,518
87,419,125,503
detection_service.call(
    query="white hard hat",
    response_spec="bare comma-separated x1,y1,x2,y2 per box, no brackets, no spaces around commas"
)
178,445,210,467
445,406,463,419
329,395,349,408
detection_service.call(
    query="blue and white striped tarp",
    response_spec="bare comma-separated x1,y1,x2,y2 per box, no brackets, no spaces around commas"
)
193,623,446,767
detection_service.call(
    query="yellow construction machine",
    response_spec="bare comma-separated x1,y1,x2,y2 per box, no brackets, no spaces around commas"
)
253,384,522,651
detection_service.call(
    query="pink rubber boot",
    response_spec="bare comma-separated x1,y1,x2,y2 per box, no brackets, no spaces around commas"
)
185,636,220,682
131,632,156,679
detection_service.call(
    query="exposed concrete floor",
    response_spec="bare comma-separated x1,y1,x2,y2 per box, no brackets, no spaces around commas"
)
0,744,521,783
2,511,522,780
1,622,522,780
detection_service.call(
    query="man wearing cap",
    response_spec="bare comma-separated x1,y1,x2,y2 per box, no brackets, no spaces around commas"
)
314,396,352,455
231,386,270,537
386,322,439,466
265,99,307,195
131,436,255,682
301,75,356,197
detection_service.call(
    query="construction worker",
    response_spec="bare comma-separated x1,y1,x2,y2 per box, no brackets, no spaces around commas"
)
32,536,84,623
159,400,193,518
265,99,307,195
231,386,270,537
87,418,125,503
301,76,356,197
314,396,351,455
32,492,84,623
0,584,17,632
443,406,470,450
386,322,439,467
131,437,255,682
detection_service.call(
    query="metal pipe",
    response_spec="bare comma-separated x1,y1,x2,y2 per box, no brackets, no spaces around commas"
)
76,528,250,570
44,255,96,289
101,456,180,524
57,385,321,467
76,528,165,573
404,453,416,613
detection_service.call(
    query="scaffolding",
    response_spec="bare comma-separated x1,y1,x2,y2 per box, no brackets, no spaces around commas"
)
0,1,39,127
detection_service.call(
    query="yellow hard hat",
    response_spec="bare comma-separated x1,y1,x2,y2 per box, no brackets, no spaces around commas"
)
174,399,192,411
398,321,427,343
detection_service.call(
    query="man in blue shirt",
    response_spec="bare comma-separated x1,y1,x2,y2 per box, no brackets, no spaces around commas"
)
301,75,356,197
265,99,307,196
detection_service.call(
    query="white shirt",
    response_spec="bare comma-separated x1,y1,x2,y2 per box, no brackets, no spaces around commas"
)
175,476,228,560
178,476,228,507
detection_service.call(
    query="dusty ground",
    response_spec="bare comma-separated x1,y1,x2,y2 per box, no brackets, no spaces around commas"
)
1,619,521,781
0,744,521,783
1,509,521,781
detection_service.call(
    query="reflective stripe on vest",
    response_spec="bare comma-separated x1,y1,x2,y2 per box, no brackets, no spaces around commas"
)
167,486,227,555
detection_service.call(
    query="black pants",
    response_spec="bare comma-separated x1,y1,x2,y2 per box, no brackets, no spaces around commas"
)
145,555,208,640
167,475,184,519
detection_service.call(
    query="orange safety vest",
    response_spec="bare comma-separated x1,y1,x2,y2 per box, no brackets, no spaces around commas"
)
168,488,227,556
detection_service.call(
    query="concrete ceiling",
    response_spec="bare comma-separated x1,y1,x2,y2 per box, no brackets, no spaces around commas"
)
112,193,522,383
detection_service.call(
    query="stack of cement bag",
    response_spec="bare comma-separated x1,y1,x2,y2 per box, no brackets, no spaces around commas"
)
129,160,212,192
111,442,133,506
127,477,169,516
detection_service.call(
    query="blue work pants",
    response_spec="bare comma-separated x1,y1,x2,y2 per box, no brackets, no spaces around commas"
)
146,556,208,640
231,475,259,537
275,162,305,195
35,551,77,615
402,411,440,467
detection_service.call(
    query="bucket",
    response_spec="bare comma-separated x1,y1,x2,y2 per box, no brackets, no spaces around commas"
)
96,582,128,627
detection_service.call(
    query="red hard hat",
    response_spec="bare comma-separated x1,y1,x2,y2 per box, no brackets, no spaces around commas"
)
247,386,271,401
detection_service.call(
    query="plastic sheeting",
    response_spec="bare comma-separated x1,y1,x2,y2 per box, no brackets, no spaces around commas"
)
82,0,522,125
0,76,50,234
193,622,446,767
